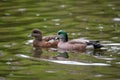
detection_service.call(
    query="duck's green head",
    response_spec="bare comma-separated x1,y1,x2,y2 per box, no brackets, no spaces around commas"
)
57,30,68,42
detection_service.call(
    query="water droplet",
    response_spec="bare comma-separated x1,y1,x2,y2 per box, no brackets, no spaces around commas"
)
43,25,47,28
77,33,81,35
110,55,112,57
69,13,73,16
98,11,105,14
107,3,113,7
52,19,60,22
116,62,120,64
98,24,104,32
106,61,111,63
85,27,89,30
71,33,76,35
45,70,56,73
94,74,103,77
25,40,33,45
112,18,120,22
99,27,103,29
9,73,14,76
111,46,120,51
36,13,40,16
4,13,10,16
98,24,104,29
8,58,13,61
3,43,16,48
55,23,60,26
111,37,119,40
6,62,11,64
43,18,47,21
60,5,66,8
112,7,116,10
3,44,11,48
82,18,88,21
18,8,26,12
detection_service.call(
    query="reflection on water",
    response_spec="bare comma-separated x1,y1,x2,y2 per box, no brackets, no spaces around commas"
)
113,18,120,22
46,60,110,66
16,45,110,66
16,52,110,66
32,47,69,60
32,48,43,58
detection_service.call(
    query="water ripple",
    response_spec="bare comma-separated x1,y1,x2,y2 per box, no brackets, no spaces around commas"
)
16,54,110,66
25,39,33,45
46,59,110,66
116,62,120,64
112,18,120,22
94,56,116,61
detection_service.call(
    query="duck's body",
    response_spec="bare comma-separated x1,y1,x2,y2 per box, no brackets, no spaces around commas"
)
58,40,87,51
31,29,58,48
57,30,103,51
33,38,58,48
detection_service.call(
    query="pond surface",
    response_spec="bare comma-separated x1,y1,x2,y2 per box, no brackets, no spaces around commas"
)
0,0,120,80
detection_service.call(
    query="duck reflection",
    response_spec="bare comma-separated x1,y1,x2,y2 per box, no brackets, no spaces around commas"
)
56,52,69,58
58,47,105,56
51,52,69,60
32,47,69,60
85,48,106,56
32,47,105,61
32,48,43,58
92,49,105,56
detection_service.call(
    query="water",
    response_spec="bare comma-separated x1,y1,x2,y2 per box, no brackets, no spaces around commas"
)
0,0,120,80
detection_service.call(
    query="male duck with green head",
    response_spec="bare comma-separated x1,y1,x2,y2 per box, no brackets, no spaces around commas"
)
57,30,103,51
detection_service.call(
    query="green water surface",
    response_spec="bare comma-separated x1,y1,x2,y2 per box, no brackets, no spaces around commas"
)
0,0,120,80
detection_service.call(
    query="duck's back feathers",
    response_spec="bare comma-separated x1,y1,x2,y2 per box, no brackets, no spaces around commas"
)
68,38,89,44
33,39,58,48
69,38,103,49
31,29,58,48
58,41,87,51
43,35,57,41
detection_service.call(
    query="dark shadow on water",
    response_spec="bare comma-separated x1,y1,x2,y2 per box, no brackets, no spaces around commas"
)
56,52,69,58
32,47,69,60
92,49,106,56
32,48,43,58
32,47,106,61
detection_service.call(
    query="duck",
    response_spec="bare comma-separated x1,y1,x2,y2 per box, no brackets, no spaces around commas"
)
57,30,103,51
31,29,59,48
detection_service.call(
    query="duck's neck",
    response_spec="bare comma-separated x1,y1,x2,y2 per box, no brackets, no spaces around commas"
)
60,35,68,42
35,37,42,41
60,38,67,42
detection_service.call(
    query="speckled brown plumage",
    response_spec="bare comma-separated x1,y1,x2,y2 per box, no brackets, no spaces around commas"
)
31,29,58,48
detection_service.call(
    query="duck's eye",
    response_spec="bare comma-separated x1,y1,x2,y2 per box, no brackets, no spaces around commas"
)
57,32,61,35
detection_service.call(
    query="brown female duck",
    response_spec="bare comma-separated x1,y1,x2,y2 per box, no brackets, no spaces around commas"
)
31,29,58,48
